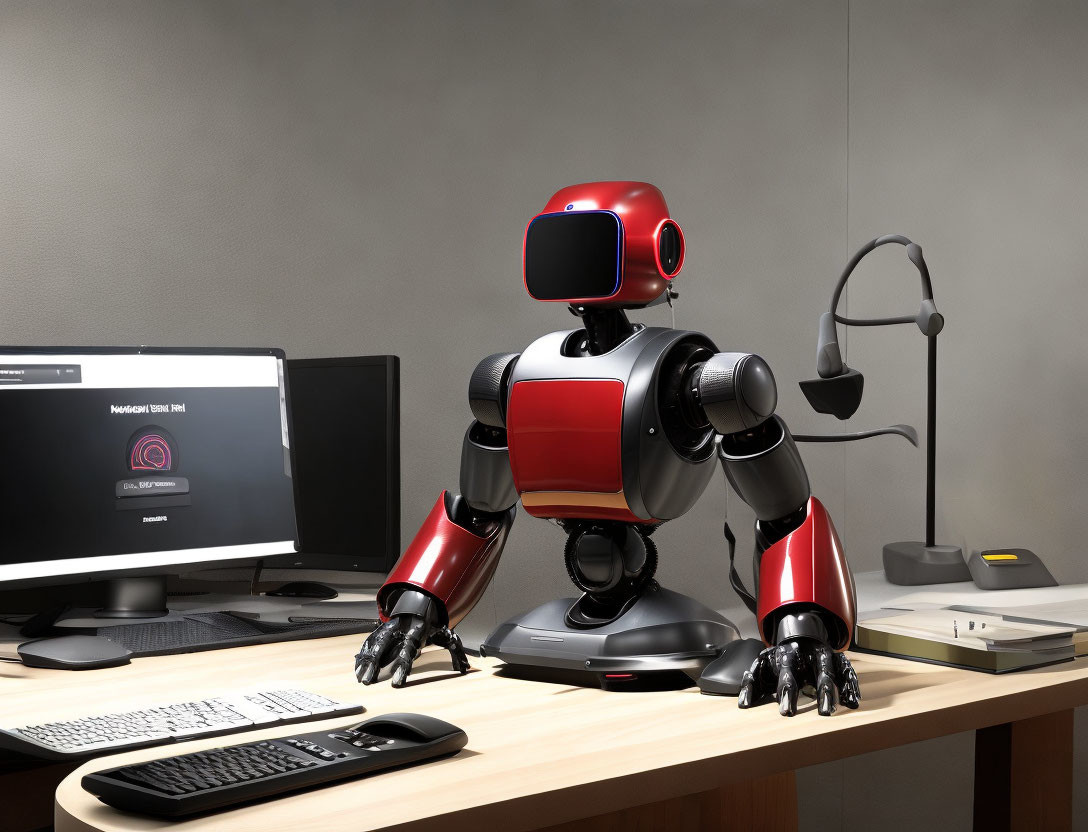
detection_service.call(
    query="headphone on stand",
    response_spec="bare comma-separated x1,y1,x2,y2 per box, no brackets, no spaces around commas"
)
799,234,945,422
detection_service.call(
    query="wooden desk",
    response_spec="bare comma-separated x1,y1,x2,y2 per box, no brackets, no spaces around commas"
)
14,633,1080,832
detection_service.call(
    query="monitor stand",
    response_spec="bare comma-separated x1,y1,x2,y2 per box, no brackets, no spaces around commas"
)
93,576,170,619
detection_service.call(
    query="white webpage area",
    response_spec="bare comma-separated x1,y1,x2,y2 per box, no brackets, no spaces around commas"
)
0,542,295,583
0,352,280,391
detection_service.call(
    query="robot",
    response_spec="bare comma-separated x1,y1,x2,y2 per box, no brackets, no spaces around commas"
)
355,182,861,717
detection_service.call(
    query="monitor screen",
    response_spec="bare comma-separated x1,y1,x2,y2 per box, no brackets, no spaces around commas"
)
0,348,296,584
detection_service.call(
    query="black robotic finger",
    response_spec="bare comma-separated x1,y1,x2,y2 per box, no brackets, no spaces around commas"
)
812,644,837,716
354,620,401,685
356,622,402,684
834,651,862,709
776,643,801,717
737,647,775,709
430,626,471,674
389,619,429,688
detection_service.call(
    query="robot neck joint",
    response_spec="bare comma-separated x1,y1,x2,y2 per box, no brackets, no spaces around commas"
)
568,307,637,355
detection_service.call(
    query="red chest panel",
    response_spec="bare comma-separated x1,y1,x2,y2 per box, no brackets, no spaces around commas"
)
507,379,624,495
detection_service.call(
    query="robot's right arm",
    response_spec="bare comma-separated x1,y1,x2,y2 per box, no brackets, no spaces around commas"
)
355,354,520,687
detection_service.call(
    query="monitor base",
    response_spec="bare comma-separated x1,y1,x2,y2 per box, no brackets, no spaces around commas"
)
480,584,739,691
94,576,170,619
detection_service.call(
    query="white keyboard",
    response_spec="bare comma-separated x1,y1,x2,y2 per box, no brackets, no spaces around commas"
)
0,688,363,760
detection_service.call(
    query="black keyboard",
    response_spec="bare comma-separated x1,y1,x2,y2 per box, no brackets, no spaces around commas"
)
82,713,468,817
95,611,377,656
0,688,363,761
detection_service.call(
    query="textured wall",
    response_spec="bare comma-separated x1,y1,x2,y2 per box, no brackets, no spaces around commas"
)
0,0,849,641
3,1,1088,829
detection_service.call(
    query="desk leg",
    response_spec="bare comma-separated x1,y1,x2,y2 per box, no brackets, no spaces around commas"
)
537,770,798,832
973,709,1073,832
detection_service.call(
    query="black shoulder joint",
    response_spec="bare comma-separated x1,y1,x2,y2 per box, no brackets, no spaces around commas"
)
469,352,519,428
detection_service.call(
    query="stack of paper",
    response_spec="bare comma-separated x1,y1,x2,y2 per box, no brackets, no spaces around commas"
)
856,608,1075,673
948,599,1088,656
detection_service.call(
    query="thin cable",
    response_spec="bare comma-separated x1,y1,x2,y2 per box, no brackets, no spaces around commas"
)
250,560,264,596
843,0,851,565
842,9,852,812
725,521,757,615
794,424,918,446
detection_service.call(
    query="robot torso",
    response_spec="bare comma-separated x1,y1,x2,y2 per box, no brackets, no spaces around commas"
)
506,325,720,524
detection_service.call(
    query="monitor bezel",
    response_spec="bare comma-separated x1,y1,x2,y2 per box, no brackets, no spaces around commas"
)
0,344,298,590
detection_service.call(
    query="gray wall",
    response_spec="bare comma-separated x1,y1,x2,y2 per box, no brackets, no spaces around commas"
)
844,0,1088,584
3,1,1088,829
807,3,1088,829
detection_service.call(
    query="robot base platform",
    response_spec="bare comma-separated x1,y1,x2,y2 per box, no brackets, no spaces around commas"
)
479,584,739,692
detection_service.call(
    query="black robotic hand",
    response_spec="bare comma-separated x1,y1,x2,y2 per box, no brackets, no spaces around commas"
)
354,590,470,687
737,612,861,717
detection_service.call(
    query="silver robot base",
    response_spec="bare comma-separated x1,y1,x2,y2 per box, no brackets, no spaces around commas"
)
479,583,739,691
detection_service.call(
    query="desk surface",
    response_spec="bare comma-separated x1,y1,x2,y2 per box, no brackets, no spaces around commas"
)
32,627,1088,832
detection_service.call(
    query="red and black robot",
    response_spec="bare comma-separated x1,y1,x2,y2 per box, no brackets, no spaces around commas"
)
355,182,860,717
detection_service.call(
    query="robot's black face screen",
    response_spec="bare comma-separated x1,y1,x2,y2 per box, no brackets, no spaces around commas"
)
525,211,622,300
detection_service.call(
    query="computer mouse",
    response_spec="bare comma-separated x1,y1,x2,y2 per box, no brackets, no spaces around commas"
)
348,713,464,743
17,635,132,670
697,637,765,696
266,581,339,600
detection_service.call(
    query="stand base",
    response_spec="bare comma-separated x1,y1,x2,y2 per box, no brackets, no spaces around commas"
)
883,541,969,586
480,583,739,691
93,576,170,619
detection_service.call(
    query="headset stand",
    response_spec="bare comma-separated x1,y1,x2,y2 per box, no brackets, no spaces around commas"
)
882,335,967,585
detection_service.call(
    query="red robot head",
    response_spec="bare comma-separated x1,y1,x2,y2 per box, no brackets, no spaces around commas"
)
523,181,685,308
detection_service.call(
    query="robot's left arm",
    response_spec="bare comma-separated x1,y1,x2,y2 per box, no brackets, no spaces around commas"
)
691,352,861,716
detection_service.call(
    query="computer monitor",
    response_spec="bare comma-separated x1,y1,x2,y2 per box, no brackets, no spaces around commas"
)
271,356,400,575
0,347,296,614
